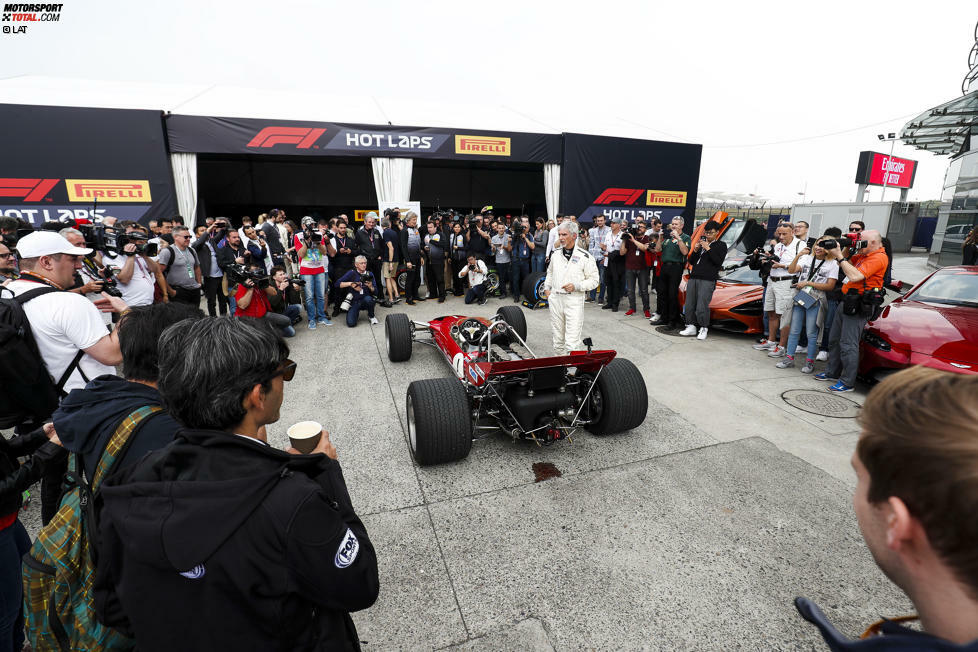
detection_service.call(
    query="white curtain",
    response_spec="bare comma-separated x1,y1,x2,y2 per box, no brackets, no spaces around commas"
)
170,152,198,223
371,157,413,204
544,163,561,223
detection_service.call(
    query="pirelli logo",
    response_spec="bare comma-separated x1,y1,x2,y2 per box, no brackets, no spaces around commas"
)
66,179,152,202
646,190,687,207
455,135,511,156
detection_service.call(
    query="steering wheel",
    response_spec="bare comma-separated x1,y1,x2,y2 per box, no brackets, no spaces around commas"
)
458,318,488,346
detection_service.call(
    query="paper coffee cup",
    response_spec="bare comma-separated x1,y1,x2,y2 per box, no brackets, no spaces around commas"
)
287,421,323,454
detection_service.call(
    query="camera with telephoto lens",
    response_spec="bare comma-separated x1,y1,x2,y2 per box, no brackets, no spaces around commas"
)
747,247,777,271
226,263,270,289
304,227,322,245
511,221,525,237
359,273,372,286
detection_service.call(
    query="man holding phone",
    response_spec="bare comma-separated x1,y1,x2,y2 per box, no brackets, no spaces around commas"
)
679,222,727,339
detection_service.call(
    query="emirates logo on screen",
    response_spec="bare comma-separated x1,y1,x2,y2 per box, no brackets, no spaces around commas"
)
247,127,327,149
0,178,59,202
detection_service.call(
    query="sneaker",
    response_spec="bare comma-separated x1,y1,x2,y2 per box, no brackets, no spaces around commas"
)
795,345,806,354
369,317,379,325
437,297,445,303
624,309,636,316
406,299,416,306
816,350,828,362
585,297,594,303
679,325,697,336
602,304,613,310
827,381,854,393
478,296,488,305
752,339,772,351
381,300,393,308
814,372,838,382
801,360,815,374
416,297,427,302
775,357,795,369
308,320,317,330
649,312,661,322
767,345,785,358
318,318,332,326
644,310,651,319
697,327,708,340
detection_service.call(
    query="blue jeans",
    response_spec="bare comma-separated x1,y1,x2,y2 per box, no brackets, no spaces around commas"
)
785,302,821,361
590,264,607,301
531,254,546,273
228,293,236,315
465,283,487,304
346,295,375,327
301,272,327,322
511,259,530,299
0,519,30,652
819,298,840,352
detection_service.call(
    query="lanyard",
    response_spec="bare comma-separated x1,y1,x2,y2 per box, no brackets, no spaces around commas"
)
807,258,825,282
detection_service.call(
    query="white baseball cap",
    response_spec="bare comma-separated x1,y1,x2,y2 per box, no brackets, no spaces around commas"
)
15,231,92,258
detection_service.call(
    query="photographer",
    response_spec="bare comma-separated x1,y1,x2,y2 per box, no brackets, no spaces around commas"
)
620,221,652,318
424,220,448,303
460,254,489,305
601,218,626,312
260,209,286,268
355,212,384,301
449,221,468,297
753,223,803,357
59,228,112,309
94,317,379,651
679,221,727,340
233,263,295,338
191,219,228,316
532,216,548,273
511,216,533,303
242,225,269,272
815,229,888,392
329,219,357,316
157,225,202,307
650,217,690,329
466,213,491,265
587,215,610,304
490,222,512,299
0,241,16,285
294,216,333,329
101,224,162,308
267,266,303,329
336,255,379,327
398,211,425,305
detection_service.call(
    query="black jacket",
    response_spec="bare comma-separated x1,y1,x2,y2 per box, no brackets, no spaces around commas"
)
796,597,978,651
95,429,379,651
688,240,728,281
260,221,286,256
400,226,424,263
217,242,247,272
963,243,977,266
191,232,223,277
53,375,179,482
354,226,383,261
0,427,66,517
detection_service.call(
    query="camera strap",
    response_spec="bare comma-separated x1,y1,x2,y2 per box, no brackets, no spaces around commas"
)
806,259,825,283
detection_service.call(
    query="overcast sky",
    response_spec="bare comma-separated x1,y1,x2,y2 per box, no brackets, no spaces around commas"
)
2,0,976,205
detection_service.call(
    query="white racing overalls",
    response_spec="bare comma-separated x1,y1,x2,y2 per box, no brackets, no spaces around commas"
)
544,245,600,355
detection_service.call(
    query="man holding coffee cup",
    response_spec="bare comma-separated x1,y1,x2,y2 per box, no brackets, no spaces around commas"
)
95,316,378,651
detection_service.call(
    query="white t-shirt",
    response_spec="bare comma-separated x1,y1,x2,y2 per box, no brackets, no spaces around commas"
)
603,231,624,267
459,259,488,286
771,238,803,279
795,255,839,288
103,253,156,307
8,280,116,392
546,225,561,257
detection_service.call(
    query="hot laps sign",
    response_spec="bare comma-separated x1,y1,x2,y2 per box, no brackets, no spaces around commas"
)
581,187,689,223
0,178,155,225
854,151,918,189
324,130,450,154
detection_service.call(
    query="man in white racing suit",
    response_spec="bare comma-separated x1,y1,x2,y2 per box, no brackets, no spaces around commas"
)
542,221,599,355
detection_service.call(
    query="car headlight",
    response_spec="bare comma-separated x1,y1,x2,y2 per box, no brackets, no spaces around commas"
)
862,331,891,352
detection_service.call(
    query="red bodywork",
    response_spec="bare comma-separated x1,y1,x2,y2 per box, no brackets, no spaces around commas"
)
859,266,978,378
424,315,617,387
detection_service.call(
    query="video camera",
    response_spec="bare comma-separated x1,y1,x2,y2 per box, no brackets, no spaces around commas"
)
821,233,869,252
226,263,270,289
102,228,158,257
303,226,323,245
747,246,778,272
511,221,525,237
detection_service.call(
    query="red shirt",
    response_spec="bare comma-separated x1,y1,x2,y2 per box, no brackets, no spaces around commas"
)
234,284,270,318
842,248,888,293
624,235,651,270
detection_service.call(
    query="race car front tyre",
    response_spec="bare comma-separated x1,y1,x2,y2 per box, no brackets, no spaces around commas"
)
522,271,547,304
585,357,648,436
385,313,413,362
406,377,472,465
495,305,527,342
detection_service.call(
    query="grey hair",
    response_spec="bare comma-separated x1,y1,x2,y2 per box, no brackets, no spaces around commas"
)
59,227,83,239
354,255,367,263
173,225,190,235
405,211,418,222
557,221,579,237
381,217,391,228
671,216,685,227
158,316,289,431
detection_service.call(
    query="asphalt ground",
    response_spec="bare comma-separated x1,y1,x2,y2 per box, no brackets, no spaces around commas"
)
16,254,933,650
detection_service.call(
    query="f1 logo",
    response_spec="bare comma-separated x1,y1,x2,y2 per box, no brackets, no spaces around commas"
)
593,188,643,205
247,127,326,149
0,178,59,202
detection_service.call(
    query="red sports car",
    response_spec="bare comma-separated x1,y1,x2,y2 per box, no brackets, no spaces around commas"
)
384,306,648,465
859,265,978,381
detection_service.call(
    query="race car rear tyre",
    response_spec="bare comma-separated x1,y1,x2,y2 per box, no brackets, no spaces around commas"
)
495,305,527,342
396,270,407,294
585,357,648,436
385,313,413,362
522,271,547,303
406,377,472,465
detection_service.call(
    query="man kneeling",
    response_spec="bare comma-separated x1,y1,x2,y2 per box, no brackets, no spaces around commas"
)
94,317,379,651
336,255,378,327
797,366,978,648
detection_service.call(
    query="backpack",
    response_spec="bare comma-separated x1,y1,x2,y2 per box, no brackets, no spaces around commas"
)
22,405,163,652
0,286,84,429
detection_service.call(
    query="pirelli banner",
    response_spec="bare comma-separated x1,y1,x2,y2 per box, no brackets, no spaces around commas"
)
0,104,177,226
166,115,562,163
560,132,702,227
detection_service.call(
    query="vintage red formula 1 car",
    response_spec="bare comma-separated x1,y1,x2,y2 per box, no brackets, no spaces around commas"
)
384,306,649,465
